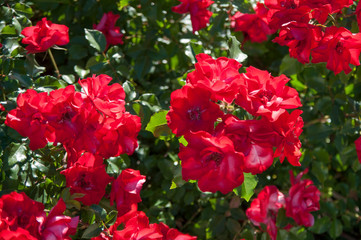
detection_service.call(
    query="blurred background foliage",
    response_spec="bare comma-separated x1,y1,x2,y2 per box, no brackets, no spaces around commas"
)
1,0,361,239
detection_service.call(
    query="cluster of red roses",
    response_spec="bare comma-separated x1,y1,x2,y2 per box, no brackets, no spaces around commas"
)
88,168,196,240
21,13,123,54
0,192,78,239
231,0,361,74
5,74,141,207
167,53,303,194
246,169,320,240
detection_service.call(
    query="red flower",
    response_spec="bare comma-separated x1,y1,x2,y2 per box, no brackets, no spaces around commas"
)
0,228,37,240
5,89,49,150
78,74,125,118
231,3,274,43
215,115,280,174
95,112,141,158
113,213,163,240
272,110,304,166
21,17,69,54
311,26,361,74
235,66,302,122
179,131,244,194
246,186,285,240
94,12,124,47
166,85,223,136
110,169,146,216
0,104,5,111
265,0,311,30
355,136,361,163
187,54,243,103
0,192,45,239
172,0,214,32
157,222,197,240
44,85,80,146
40,199,79,240
285,169,320,227
60,153,114,205
273,22,323,64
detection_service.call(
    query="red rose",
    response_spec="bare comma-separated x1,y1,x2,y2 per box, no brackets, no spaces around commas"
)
246,186,285,240
0,228,37,240
113,212,163,240
265,0,311,30
235,66,302,122
40,199,79,240
179,131,244,194
5,89,49,150
21,17,69,54
187,54,243,103
110,169,146,216
60,153,114,206
231,3,274,43
44,85,81,146
311,26,361,74
273,22,323,64
215,115,280,174
285,169,320,227
172,0,214,32
78,74,126,118
272,110,303,166
0,192,45,239
94,12,124,47
166,85,223,136
157,222,197,240
95,112,141,158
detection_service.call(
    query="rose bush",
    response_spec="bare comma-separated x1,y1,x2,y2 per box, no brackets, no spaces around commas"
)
1,0,361,239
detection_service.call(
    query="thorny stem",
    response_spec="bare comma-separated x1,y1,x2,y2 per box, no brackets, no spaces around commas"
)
48,48,61,79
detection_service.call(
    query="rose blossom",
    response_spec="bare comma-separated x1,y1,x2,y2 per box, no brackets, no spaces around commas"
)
94,12,124,47
60,153,114,206
235,66,302,122
21,17,69,54
110,169,146,216
179,131,244,194
166,85,223,136
246,186,285,240
172,0,214,32
285,169,320,227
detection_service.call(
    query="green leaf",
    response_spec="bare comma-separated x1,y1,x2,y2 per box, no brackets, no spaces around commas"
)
1,25,17,36
14,3,34,17
228,36,247,63
309,217,330,234
279,55,304,75
105,210,118,225
84,29,106,52
233,173,258,201
90,205,107,221
328,219,343,239
145,110,172,139
123,81,137,101
118,0,129,10
81,223,102,239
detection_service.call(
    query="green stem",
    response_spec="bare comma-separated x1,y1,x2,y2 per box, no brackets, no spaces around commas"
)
48,48,61,79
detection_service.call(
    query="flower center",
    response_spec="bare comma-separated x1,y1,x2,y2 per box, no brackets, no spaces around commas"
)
258,90,274,104
335,42,343,54
206,152,223,166
187,107,202,120
75,173,93,191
